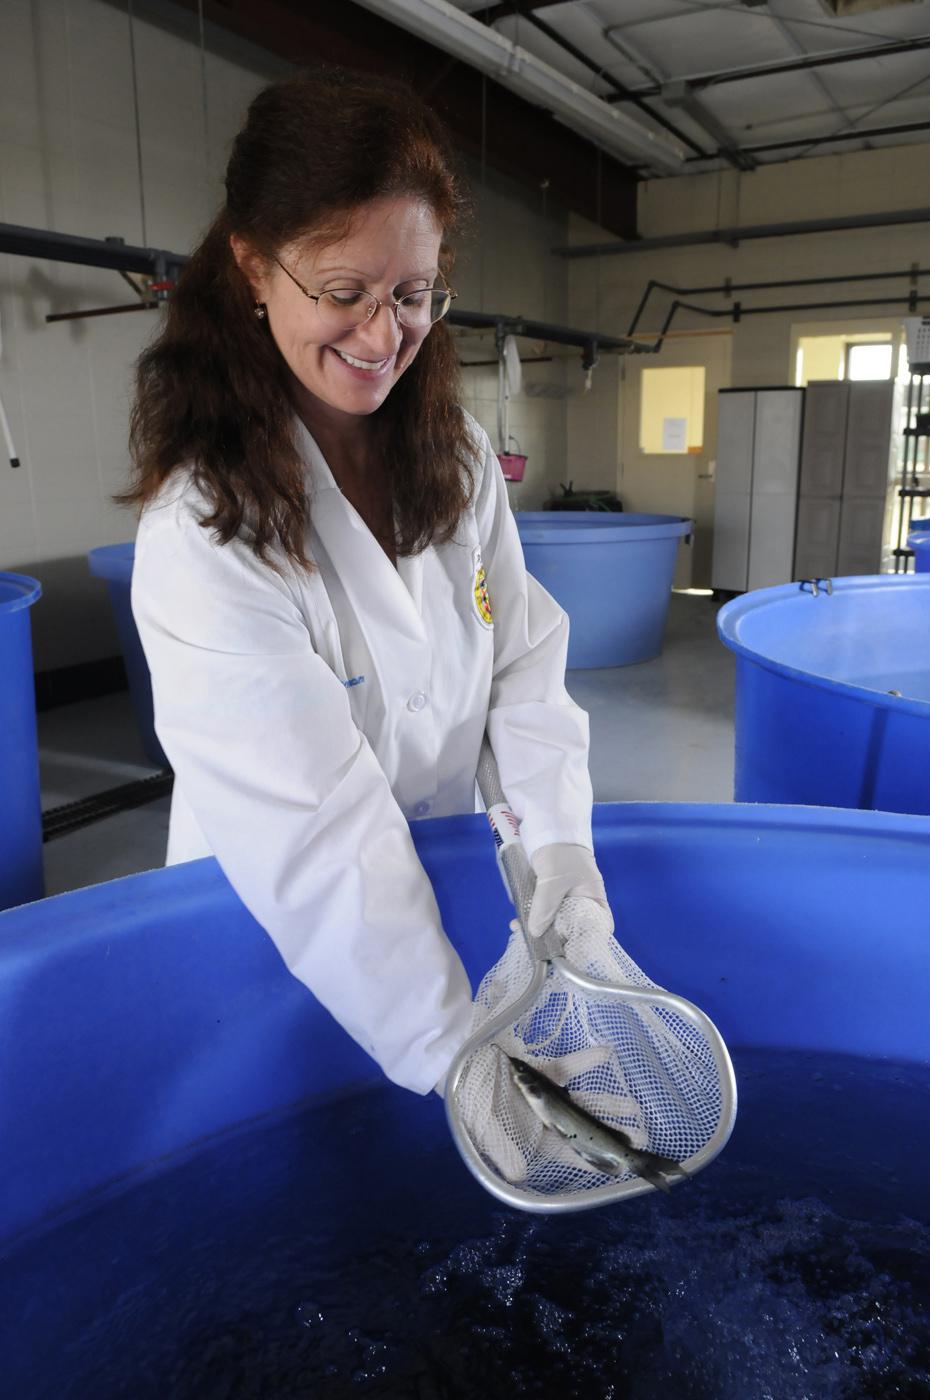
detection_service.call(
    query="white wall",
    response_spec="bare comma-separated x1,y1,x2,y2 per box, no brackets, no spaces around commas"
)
0,0,574,670
566,142,930,586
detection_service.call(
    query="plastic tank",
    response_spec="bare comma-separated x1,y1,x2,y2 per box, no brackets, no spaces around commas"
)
87,543,167,767
0,573,43,909
516,511,692,668
718,575,930,814
2,803,930,1393
908,529,930,573
1,802,928,1250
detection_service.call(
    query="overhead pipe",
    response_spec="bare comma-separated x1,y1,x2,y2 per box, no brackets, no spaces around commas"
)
641,292,930,354
0,223,184,285
627,267,930,337
554,206,930,259
0,222,642,369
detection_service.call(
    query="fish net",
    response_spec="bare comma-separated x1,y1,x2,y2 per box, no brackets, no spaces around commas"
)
451,897,726,1202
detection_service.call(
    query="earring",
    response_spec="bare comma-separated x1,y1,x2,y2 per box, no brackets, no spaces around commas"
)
254,303,267,320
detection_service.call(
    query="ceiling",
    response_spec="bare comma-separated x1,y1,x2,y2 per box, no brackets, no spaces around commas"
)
437,0,930,174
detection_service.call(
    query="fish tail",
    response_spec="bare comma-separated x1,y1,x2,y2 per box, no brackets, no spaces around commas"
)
633,1151,686,1194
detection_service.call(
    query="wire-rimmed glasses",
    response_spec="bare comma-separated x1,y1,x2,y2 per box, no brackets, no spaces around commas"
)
273,256,456,331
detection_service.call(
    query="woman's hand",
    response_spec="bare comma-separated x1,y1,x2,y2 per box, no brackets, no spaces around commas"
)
527,843,613,940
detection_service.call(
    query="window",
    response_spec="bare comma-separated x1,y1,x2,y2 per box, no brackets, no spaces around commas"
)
845,342,893,381
795,332,895,386
639,366,705,454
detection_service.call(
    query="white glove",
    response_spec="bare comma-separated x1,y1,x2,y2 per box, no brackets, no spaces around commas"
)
528,843,614,947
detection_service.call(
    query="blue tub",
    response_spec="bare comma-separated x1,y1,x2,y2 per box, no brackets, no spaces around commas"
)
909,529,930,573
516,511,692,668
0,572,43,910
1,803,929,1393
1,802,929,1251
718,575,930,814
88,543,167,767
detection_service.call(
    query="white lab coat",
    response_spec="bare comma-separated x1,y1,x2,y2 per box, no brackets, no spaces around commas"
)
132,414,594,1094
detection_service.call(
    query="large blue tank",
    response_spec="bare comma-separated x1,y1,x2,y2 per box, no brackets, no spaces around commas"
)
516,511,692,668
0,572,43,909
87,543,167,767
718,575,930,815
909,529,930,573
1,804,929,1394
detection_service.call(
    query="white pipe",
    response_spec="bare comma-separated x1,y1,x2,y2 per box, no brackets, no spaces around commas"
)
0,312,20,468
353,0,686,173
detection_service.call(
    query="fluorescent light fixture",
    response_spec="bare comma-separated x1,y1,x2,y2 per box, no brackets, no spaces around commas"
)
352,0,687,173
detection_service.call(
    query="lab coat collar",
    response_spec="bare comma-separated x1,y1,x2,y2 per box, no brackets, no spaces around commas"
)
293,414,427,640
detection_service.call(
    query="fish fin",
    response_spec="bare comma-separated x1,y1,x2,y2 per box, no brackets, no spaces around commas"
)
636,1152,687,1194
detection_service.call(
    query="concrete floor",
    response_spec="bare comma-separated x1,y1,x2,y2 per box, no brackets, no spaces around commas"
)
37,591,734,898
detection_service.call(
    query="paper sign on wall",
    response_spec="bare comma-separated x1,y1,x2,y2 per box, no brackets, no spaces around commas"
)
661,416,688,452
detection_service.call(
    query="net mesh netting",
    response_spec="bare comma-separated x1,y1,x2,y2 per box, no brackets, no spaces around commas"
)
453,898,724,1197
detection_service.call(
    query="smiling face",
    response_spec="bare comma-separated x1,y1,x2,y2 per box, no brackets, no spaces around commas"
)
234,195,443,435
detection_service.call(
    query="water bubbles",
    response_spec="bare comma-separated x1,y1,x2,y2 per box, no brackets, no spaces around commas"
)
294,1300,324,1330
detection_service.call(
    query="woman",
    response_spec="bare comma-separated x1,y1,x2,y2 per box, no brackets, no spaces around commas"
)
127,66,612,1112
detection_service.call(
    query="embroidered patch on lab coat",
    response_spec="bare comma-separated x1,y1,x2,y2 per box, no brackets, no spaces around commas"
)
472,548,493,629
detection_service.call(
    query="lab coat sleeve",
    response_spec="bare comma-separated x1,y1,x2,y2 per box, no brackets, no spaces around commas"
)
131,494,474,1095
473,427,596,859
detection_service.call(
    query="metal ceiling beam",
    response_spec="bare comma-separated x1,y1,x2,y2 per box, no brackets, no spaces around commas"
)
643,36,930,94
554,206,930,258
163,0,640,238
695,116,930,159
351,0,687,171
479,4,711,160
476,0,565,21
599,21,753,171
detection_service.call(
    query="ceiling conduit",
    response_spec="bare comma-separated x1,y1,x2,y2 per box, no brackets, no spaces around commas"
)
555,207,930,259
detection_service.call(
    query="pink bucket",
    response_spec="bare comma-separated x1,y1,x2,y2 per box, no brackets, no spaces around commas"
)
498,452,527,482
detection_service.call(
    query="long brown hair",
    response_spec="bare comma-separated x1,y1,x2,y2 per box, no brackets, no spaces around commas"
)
124,66,474,566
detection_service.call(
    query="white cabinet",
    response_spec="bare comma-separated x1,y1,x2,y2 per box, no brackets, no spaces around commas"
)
712,387,804,591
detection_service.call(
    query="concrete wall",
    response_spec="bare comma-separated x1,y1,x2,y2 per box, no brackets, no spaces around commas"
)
0,0,573,671
566,142,930,587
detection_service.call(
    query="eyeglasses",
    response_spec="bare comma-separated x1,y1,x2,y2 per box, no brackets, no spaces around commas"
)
273,257,456,330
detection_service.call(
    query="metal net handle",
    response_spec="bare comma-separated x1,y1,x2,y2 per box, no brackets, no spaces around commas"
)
477,735,536,935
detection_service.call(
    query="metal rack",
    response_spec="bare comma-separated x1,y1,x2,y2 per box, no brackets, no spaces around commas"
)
893,372,930,573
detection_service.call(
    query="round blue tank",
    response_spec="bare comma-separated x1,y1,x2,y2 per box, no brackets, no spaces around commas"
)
908,529,930,573
0,804,929,1392
0,572,43,909
516,511,692,668
87,543,167,767
718,575,930,814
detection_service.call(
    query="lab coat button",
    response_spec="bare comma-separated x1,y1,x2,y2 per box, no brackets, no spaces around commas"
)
413,800,431,817
407,691,428,713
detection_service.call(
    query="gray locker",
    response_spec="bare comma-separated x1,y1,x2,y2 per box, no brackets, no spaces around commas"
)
844,381,895,498
798,383,847,498
794,379,893,579
794,499,842,581
837,497,888,576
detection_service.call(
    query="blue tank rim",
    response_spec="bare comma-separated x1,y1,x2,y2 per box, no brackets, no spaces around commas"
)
88,542,135,582
907,530,930,547
717,574,930,718
517,511,692,544
0,571,42,613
